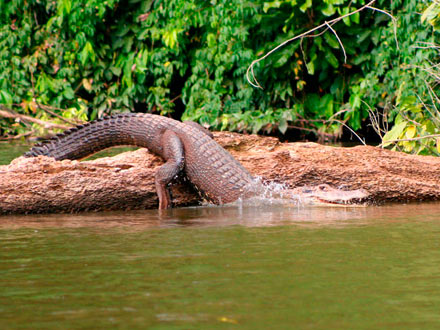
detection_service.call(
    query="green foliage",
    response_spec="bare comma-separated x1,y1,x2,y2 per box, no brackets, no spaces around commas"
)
371,1,440,155
422,1,440,31
0,0,438,151
381,95,440,155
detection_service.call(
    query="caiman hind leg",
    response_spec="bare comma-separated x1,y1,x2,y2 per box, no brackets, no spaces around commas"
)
155,130,185,209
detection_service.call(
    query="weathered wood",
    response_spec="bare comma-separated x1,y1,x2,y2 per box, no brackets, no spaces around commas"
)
1,131,440,214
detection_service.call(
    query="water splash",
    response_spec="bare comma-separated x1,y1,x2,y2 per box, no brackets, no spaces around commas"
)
230,177,303,207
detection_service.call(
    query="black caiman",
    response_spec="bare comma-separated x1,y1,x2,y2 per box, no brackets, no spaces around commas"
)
24,113,367,209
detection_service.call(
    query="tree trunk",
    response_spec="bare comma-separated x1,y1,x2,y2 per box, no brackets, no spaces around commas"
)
1,132,440,214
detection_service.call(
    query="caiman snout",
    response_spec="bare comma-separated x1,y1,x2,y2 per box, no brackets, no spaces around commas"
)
292,184,369,206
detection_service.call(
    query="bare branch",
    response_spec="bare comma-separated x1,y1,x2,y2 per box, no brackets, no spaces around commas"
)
412,41,440,50
366,5,399,49
287,124,336,139
365,105,384,138
37,104,84,126
425,80,440,116
417,88,440,126
379,134,440,147
0,107,71,130
0,130,35,141
325,21,347,63
328,119,366,145
246,0,378,88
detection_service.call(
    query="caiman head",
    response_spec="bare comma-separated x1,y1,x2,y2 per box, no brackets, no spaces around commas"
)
290,184,369,206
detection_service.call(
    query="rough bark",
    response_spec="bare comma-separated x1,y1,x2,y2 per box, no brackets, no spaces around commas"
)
1,131,440,214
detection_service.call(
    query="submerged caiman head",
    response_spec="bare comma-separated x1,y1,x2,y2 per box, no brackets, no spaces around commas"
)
291,184,369,206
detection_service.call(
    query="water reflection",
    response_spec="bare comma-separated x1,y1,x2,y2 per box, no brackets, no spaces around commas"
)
0,141,30,164
2,202,440,229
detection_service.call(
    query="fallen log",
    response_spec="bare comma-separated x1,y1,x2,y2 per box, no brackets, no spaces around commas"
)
1,131,440,214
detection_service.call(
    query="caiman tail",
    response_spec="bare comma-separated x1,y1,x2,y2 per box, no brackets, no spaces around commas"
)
23,113,257,208
24,113,158,160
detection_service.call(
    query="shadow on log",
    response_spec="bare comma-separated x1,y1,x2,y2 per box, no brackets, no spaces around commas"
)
2,132,440,214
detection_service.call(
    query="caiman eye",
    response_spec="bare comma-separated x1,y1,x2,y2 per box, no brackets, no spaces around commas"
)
318,185,328,191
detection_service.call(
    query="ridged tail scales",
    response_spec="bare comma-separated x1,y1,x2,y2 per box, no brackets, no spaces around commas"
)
24,113,162,160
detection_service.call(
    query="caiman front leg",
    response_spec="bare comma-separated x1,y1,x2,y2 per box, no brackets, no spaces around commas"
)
155,130,185,209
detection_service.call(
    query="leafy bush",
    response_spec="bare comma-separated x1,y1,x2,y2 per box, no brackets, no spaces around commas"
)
355,1,440,155
0,0,438,150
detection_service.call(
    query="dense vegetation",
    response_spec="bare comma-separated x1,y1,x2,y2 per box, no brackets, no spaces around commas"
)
0,0,439,154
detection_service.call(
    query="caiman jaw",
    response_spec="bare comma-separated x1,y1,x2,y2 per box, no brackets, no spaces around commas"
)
293,184,369,206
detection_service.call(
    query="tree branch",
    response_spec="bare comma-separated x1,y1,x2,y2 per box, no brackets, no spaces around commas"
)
246,0,397,89
379,134,440,147
0,106,71,130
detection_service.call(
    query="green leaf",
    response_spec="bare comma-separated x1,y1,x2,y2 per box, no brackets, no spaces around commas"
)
321,94,334,117
349,94,361,110
63,87,75,100
405,125,416,138
299,0,312,13
278,118,288,134
82,78,93,91
79,42,96,66
0,90,12,105
325,51,339,68
264,1,285,13
382,121,407,147
162,29,182,49
351,12,360,24
110,66,122,77
296,80,306,91
63,0,71,14
421,3,440,25
306,53,317,75
207,33,216,48
324,32,340,49
304,94,321,114
322,4,335,16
